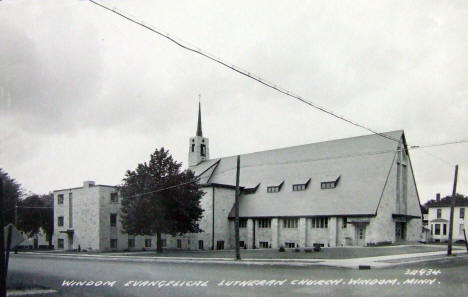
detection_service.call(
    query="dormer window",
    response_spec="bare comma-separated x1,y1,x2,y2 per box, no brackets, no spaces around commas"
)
321,182,336,189
320,176,340,189
267,186,280,193
267,181,284,193
292,178,311,191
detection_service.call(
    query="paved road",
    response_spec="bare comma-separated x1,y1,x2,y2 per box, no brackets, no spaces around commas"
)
8,254,468,297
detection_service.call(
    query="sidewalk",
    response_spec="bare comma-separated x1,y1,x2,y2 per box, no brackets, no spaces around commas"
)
14,245,467,269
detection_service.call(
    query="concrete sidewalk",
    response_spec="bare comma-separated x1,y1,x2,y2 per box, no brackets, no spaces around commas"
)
13,247,467,269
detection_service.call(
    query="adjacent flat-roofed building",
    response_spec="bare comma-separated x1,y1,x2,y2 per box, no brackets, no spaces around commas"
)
187,105,423,248
53,181,166,251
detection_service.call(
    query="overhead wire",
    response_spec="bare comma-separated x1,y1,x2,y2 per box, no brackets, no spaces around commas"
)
88,0,401,144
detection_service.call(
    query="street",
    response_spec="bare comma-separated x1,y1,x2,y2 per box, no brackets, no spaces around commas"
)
7,254,468,297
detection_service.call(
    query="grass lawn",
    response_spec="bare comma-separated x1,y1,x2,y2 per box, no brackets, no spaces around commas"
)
114,244,456,259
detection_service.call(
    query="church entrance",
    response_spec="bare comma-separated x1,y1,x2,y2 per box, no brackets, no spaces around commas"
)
395,222,406,241
355,225,366,246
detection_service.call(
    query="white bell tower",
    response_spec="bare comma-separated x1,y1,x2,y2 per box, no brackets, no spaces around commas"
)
188,101,209,167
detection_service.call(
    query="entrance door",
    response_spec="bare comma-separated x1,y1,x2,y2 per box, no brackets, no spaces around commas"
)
68,235,74,250
356,226,366,246
395,222,406,241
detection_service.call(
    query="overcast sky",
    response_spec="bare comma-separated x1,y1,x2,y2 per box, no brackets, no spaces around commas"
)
1,0,467,203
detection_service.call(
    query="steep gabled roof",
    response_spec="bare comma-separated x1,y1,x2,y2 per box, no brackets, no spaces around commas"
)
190,130,404,218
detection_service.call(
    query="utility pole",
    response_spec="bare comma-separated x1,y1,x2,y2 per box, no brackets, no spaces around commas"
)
0,178,6,297
14,203,18,227
447,165,458,256
234,155,241,260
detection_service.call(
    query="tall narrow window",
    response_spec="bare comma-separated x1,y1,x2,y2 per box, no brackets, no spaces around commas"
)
58,194,64,204
145,239,152,248
110,239,118,248
110,213,117,227
437,209,442,219
200,144,206,156
460,208,465,219
342,217,347,228
58,216,64,227
434,224,440,235
443,224,447,235
191,143,195,152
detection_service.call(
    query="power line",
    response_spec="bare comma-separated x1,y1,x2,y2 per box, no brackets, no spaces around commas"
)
88,0,401,144
410,139,468,150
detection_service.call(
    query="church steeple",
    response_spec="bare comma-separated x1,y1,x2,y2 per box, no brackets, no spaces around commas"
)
196,102,203,137
188,100,209,167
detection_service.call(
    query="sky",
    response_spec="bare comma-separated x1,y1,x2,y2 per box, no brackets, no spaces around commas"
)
0,0,467,204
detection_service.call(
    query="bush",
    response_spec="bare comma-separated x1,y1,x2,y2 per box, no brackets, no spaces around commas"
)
278,246,285,252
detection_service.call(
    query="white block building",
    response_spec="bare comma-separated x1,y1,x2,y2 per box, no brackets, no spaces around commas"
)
427,194,467,242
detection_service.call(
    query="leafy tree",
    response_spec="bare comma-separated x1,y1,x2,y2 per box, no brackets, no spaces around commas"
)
0,168,22,226
17,194,54,247
120,147,204,252
424,194,468,207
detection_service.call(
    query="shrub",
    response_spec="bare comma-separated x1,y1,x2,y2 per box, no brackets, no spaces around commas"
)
279,246,285,252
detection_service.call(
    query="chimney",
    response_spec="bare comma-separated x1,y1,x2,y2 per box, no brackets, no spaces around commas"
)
83,181,95,188
436,193,440,202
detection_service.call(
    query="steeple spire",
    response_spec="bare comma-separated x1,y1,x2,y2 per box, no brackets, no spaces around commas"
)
196,97,203,137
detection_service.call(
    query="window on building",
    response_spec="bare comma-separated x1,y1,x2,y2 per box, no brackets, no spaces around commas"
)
321,182,336,189
342,217,347,228
292,184,306,191
285,242,295,248
198,240,204,250
110,239,118,249
110,213,117,227
431,224,433,235
239,219,247,228
282,218,298,228
267,186,280,193
459,224,465,235
128,238,135,248
216,240,224,250
145,239,152,248
259,241,269,248
58,238,64,249
443,224,447,235
460,208,465,219
68,192,72,199
239,241,245,248
437,209,442,219
191,143,195,152
110,193,118,203
177,239,182,249
434,224,440,235
58,194,64,204
200,144,206,156
311,217,328,228
58,216,64,227
257,218,271,228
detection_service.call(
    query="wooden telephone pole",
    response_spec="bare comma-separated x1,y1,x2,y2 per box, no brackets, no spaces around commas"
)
234,155,241,260
447,165,458,256
0,178,6,297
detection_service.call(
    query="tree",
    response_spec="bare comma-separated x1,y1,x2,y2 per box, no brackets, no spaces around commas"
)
120,147,204,253
17,194,54,248
0,168,22,226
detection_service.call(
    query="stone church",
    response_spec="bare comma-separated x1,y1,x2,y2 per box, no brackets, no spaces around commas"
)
186,104,423,249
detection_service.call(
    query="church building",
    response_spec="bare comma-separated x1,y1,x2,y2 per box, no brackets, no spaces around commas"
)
187,104,423,249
